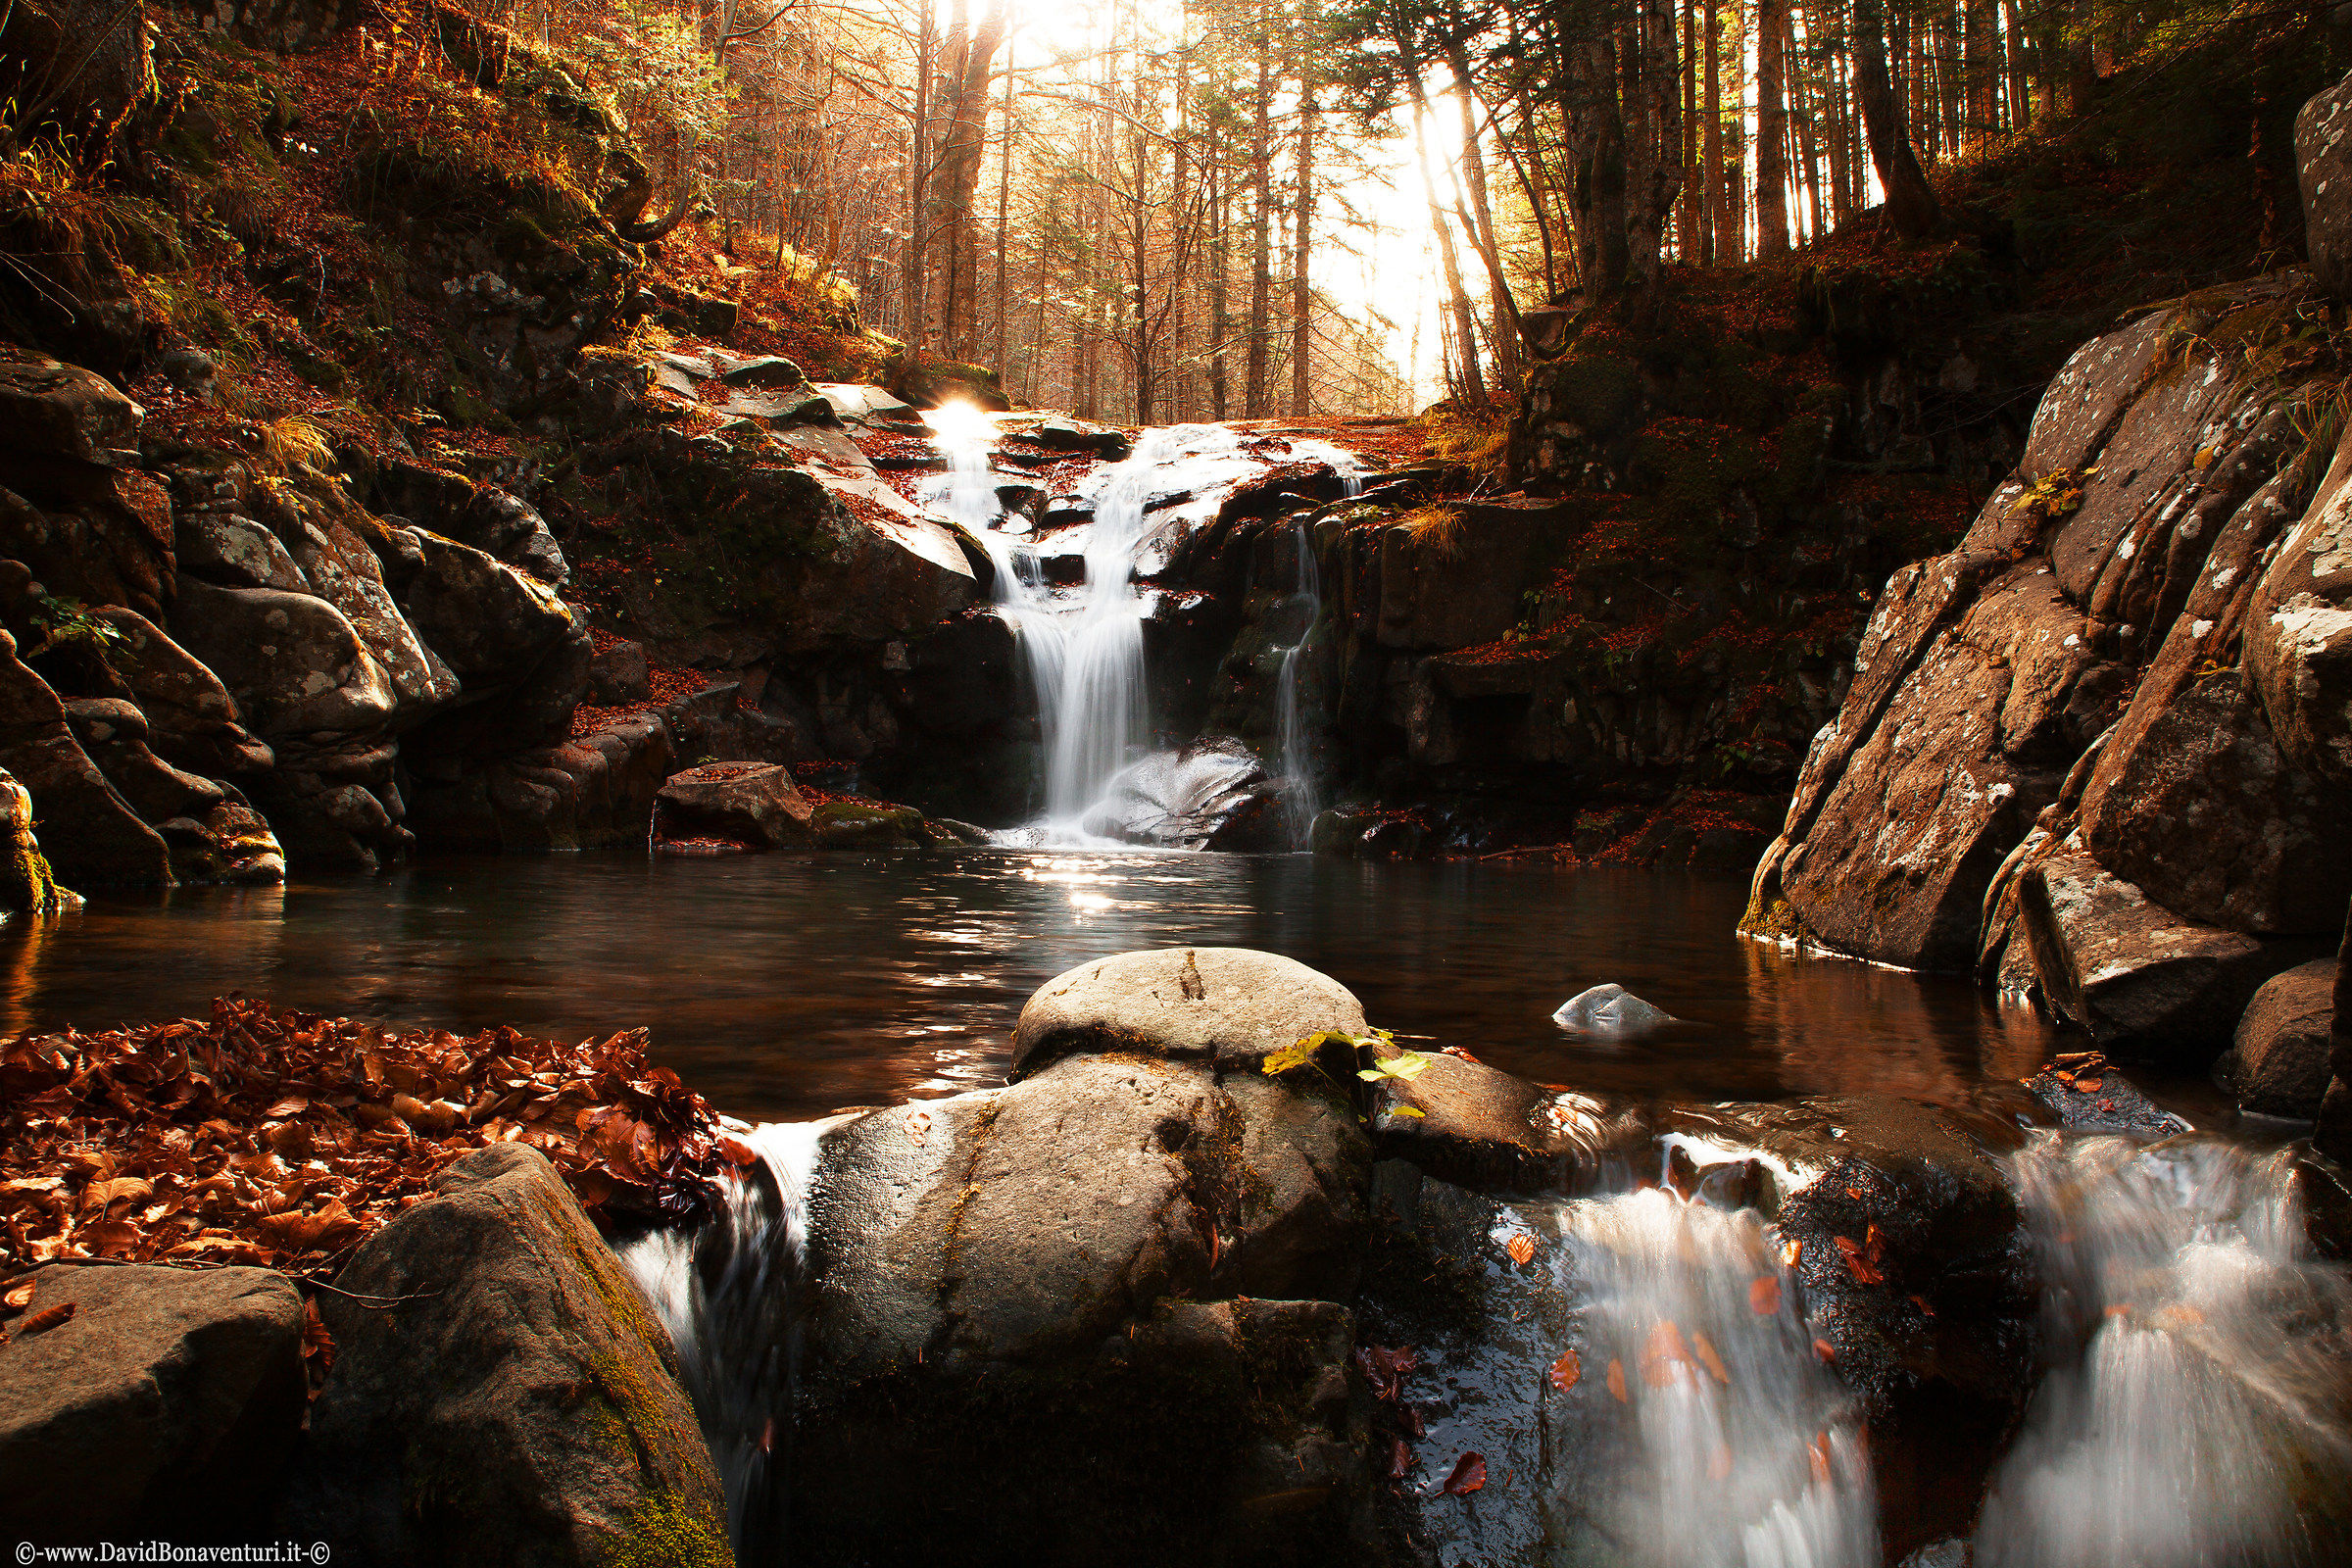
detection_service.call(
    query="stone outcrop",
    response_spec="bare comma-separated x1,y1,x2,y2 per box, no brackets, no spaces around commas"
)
0,1264,306,1543
1744,252,2352,1072
288,1144,732,1567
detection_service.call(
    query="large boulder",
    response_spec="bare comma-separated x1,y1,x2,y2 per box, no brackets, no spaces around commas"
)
787,951,1379,1565
165,578,395,741
0,1264,306,1544
0,765,71,911
409,712,679,853
2216,957,2338,1117
2302,70,2352,300
0,356,175,618
86,609,273,779
1008,946,1367,1078
288,1144,731,1567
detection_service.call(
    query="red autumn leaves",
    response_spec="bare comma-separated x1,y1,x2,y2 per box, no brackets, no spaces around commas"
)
0,997,740,1279
0,1274,71,1344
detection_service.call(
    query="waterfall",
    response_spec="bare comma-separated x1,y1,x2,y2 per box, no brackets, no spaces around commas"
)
1273,516,1321,840
1974,1133,2352,1568
621,1121,826,1561
1544,1184,1880,1568
923,414,1360,846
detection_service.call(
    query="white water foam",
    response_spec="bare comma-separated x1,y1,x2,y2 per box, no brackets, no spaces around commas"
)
923,414,1357,847
1974,1133,2352,1568
621,1120,827,1557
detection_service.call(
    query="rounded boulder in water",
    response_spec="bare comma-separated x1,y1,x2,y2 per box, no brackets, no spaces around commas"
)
1551,983,1673,1034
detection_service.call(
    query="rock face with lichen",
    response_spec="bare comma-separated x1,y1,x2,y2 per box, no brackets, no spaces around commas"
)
285,1143,733,1568
1743,274,2352,1073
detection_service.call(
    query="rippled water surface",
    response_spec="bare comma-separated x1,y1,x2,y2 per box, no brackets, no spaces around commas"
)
0,850,2061,1122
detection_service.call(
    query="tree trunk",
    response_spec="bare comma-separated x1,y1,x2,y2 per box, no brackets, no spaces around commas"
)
1851,0,1939,238
1291,79,1315,417
902,0,935,350
1703,0,1722,263
1443,33,1521,386
1245,4,1273,418
1755,0,1788,255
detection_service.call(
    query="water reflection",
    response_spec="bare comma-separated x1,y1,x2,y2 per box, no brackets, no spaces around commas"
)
0,851,2060,1122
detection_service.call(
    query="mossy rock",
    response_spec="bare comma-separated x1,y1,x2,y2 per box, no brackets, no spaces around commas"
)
811,800,926,847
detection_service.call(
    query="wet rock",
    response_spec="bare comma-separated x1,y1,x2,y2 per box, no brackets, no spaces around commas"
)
0,626,171,885
160,800,286,886
1079,741,1269,849
394,530,586,755
0,361,175,619
2023,1061,2189,1136
2302,69,2352,300
290,1144,729,1567
408,712,678,853
0,765,72,911
1373,495,1570,651
586,639,651,706
1362,1045,1622,1191
808,798,925,848
653,760,813,849
793,1043,1374,1565
2020,848,2307,1059
812,383,922,429
1008,945,1367,1079
1552,983,1672,1033
0,1263,305,1544
1026,415,1132,458
2319,905,2352,1164
2216,957,2337,1118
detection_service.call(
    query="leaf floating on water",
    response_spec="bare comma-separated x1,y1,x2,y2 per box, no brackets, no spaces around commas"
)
1548,1348,1581,1392
1749,1276,1783,1315
1690,1330,1730,1386
1440,1451,1486,1495
19,1301,74,1336
1506,1233,1537,1267
1606,1358,1628,1402
1813,1338,1838,1363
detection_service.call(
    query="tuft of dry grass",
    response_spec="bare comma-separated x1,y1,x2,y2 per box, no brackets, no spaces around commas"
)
258,414,335,476
1420,398,1512,481
1399,503,1464,557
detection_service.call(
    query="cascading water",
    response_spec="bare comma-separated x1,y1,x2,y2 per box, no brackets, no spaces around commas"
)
922,412,1359,845
621,1121,826,1560
1547,1185,1879,1568
1974,1132,2352,1567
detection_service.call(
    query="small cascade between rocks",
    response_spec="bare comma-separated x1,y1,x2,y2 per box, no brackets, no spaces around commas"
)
1547,1185,1879,1568
1975,1133,2352,1568
922,413,1357,847
1273,514,1324,841
620,1121,826,1562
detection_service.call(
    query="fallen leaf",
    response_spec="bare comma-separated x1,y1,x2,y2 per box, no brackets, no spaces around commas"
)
1606,1358,1628,1402
1749,1276,1783,1315
1548,1348,1580,1391
2073,1077,2103,1093
1690,1331,1730,1385
264,1096,310,1118
1505,1233,1536,1267
1440,1451,1486,1495
1782,1238,1803,1267
81,1176,153,1213
1386,1438,1412,1481
1908,1294,1936,1317
1835,1235,1884,1286
1809,1432,1835,1483
1813,1338,1838,1363
18,1301,74,1335
1,1278,32,1311
1640,1320,1691,1387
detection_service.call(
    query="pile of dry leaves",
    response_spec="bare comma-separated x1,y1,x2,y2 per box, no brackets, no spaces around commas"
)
0,998,751,1280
